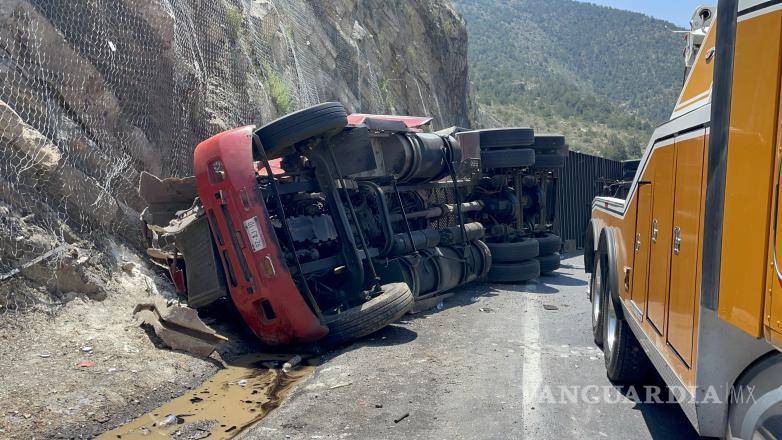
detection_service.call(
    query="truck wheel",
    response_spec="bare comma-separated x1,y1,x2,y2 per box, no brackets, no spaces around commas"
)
727,354,782,439
602,270,651,383
591,256,604,347
256,102,348,159
531,134,568,156
487,259,540,283
477,128,535,148
533,153,566,169
536,233,561,255
320,282,413,347
481,148,535,169
536,252,561,274
487,239,539,263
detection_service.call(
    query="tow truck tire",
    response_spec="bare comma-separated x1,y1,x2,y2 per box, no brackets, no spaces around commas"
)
591,256,604,347
602,262,651,384
727,354,782,439
533,153,566,169
320,282,413,347
481,148,535,169
537,252,561,274
536,233,562,255
477,128,535,148
487,259,541,283
256,102,348,159
487,239,539,263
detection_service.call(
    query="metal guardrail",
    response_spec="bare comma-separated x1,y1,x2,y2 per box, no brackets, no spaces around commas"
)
553,151,625,249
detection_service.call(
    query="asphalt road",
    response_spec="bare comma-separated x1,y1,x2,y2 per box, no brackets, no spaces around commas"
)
242,254,699,439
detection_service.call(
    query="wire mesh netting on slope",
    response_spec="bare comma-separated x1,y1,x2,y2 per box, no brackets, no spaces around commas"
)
0,0,470,318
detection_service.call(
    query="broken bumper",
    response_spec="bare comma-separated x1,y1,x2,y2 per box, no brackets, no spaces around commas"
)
193,126,328,345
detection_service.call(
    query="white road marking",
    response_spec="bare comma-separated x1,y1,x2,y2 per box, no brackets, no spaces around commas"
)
521,295,542,435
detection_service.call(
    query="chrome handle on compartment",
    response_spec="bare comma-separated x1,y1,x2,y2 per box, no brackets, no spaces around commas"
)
634,233,641,252
673,227,682,255
651,219,658,243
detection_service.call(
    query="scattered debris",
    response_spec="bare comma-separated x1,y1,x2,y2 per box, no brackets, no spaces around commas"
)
394,412,410,423
158,414,180,427
133,299,228,357
238,379,248,387
478,307,493,313
77,361,96,368
81,346,93,353
329,382,352,390
374,404,383,408
543,304,559,311
282,355,302,373
39,353,51,358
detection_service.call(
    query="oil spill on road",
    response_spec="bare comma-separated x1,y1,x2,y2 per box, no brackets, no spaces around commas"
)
97,354,314,439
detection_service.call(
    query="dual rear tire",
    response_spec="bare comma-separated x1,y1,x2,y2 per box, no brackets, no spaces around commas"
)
590,238,651,383
486,239,540,283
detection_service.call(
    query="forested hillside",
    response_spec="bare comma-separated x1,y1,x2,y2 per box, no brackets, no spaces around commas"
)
454,0,684,159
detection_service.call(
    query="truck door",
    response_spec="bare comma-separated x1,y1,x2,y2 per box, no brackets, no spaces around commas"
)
647,142,676,333
666,130,707,366
630,168,654,315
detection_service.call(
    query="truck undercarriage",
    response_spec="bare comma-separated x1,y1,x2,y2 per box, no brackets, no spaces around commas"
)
140,102,568,346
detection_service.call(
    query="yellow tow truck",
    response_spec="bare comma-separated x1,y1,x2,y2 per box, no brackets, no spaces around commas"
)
586,1,782,437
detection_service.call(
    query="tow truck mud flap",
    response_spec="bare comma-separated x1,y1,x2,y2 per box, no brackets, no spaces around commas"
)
194,126,328,345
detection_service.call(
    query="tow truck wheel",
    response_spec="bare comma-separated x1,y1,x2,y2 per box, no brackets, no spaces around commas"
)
602,268,651,384
591,256,604,347
256,102,348,159
727,354,782,440
320,282,414,347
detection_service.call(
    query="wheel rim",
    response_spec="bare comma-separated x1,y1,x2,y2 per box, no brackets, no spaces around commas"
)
591,259,602,328
605,277,619,356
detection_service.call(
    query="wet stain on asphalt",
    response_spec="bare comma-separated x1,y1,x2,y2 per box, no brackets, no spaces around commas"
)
97,354,314,439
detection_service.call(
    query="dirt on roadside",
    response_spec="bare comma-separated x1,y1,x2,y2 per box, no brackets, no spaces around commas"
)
0,241,260,439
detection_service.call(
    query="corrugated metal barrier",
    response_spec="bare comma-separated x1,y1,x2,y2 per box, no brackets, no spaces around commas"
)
553,151,625,249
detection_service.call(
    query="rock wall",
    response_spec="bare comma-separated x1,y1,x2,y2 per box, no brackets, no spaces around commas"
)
0,0,474,314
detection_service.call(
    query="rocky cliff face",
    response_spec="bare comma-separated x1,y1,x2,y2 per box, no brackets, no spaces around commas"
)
0,0,473,313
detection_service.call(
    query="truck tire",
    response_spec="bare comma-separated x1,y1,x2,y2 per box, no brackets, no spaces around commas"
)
487,239,539,263
256,102,348,159
591,256,604,347
533,153,566,169
537,252,561,274
481,148,535,169
727,354,782,439
603,264,652,383
487,259,540,283
536,233,561,255
532,134,566,150
531,134,568,156
477,128,535,148
320,282,413,347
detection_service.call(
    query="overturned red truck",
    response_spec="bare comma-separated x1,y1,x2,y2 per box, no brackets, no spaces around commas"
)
140,103,568,346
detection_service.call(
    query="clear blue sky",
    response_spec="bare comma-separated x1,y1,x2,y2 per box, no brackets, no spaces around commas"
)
576,0,709,27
